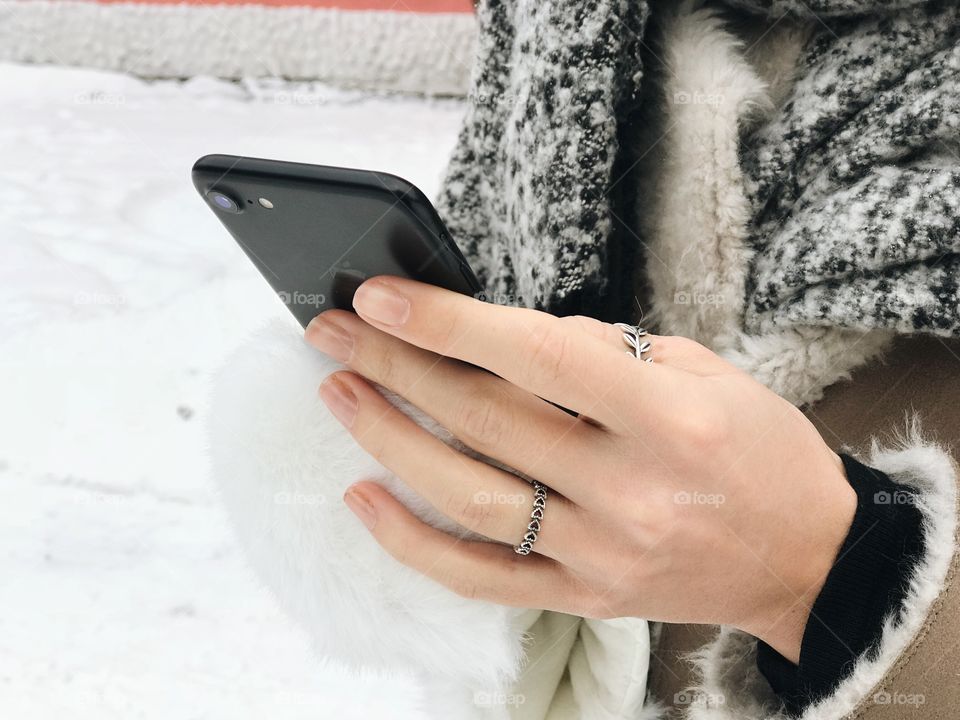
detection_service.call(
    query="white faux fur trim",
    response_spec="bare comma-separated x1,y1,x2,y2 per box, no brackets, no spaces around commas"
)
684,427,959,720
0,0,475,95
209,319,526,695
637,4,894,407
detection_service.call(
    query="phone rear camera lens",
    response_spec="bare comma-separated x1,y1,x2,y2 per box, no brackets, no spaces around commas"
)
208,191,240,213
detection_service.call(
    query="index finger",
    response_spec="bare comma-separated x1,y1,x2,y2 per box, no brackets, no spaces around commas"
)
350,276,673,428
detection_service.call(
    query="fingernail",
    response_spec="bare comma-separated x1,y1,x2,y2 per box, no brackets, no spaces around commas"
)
344,487,377,530
306,317,353,363
353,281,410,327
319,377,358,428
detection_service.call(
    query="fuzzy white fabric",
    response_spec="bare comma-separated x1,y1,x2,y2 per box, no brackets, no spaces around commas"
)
0,0,475,95
209,320,522,696
209,318,650,719
683,427,959,720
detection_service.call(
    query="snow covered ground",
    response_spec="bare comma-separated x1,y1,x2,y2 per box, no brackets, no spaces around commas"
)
0,62,467,718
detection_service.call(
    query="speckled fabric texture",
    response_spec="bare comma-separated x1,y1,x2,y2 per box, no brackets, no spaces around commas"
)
440,0,960,338
741,3,960,337
436,0,649,320
722,0,931,15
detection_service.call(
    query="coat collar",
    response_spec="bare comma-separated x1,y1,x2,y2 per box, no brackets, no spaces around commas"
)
634,2,893,407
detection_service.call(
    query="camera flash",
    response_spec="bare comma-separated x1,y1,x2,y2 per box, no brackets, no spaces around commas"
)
258,197,274,209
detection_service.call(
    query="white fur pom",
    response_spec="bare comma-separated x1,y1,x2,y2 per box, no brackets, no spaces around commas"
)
207,318,526,692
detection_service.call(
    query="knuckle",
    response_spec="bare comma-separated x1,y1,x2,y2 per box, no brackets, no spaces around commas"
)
435,302,467,354
520,322,571,386
366,432,391,465
454,385,511,449
676,404,729,452
370,342,399,387
454,581,484,602
657,335,693,356
446,488,498,530
562,314,606,339
634,489,679,537
649,487,681,524
445,568,486,602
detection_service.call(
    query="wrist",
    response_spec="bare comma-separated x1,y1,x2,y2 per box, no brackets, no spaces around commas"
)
744,451,857,664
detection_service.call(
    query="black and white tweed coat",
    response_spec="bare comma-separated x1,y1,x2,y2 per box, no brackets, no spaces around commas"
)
437,0,960,338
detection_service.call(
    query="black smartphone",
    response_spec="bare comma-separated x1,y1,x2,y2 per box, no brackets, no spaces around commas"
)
192,154,482,327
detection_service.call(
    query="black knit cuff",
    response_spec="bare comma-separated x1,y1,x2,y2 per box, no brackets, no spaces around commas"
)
757,453,926,716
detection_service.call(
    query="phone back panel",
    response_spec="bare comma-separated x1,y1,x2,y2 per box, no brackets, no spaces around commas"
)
192,154,481,327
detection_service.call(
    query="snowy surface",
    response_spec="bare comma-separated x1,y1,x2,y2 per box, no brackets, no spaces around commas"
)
0,63,467,718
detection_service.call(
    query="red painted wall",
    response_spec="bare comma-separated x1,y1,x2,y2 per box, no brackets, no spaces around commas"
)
87,0,474,11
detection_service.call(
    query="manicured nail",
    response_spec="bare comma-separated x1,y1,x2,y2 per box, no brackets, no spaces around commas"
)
344,487,377,530
319,376,358,428
353,281,410,327
306,317,353,363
